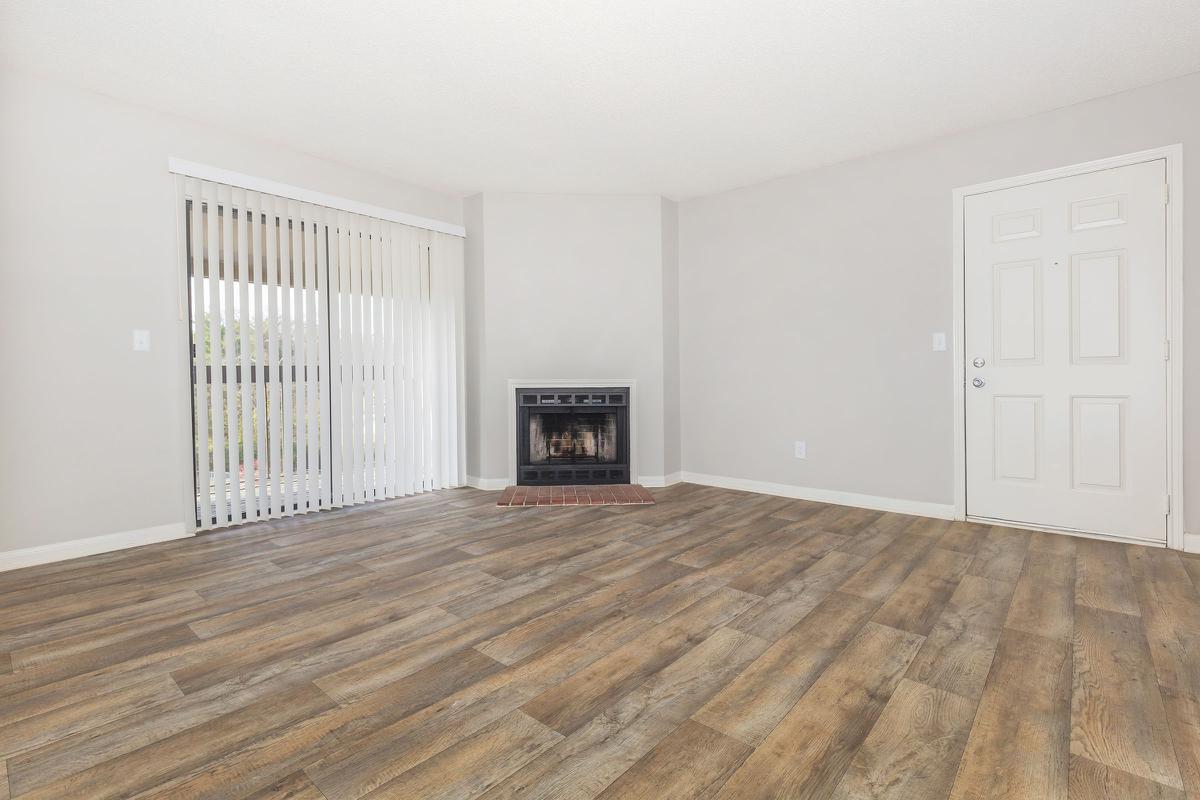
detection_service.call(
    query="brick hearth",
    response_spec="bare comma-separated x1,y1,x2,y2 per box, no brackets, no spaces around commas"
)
496,484,655,507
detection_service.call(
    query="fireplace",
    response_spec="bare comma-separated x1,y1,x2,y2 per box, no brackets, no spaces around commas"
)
517,387,630,485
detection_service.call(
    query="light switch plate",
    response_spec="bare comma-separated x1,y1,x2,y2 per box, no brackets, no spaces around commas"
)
132,329,151,352
794,440,807,459
932,332,947,352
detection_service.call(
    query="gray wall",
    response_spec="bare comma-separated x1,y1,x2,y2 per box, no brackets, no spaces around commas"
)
0,69,463,554
679,71,1199,530
464,192,671,483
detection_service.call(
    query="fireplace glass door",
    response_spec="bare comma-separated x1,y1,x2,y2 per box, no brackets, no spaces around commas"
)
528,410,619,465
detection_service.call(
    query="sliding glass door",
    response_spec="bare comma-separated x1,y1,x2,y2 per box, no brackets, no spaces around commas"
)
180,178,464,529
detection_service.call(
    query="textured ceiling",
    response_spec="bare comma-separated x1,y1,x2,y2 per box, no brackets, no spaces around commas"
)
3,1,1199,198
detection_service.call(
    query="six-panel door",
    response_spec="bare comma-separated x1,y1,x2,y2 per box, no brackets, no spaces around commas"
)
964,159,1168,543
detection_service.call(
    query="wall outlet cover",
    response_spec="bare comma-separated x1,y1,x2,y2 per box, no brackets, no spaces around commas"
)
794,440,807,459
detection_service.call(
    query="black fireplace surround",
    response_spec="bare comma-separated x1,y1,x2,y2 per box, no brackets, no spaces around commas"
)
517,387,630,485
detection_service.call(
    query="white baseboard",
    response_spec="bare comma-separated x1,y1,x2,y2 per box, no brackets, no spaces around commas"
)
1185,533,1200,554
0,522,192,572
678,471,955,520
465,475,509,491
638,473,677,488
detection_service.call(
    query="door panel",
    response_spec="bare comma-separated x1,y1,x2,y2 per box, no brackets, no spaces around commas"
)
964,159,1167,542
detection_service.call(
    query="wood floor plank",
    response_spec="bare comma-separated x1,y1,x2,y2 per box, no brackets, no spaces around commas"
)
905,574,1014,701
359,710,561,800
313,574,599,703
670,516,788,569
244,772,327,800
520,587,759,736
725,537,821,597
713,621,925,799
2,605,457,788
1127,547,1200,692
480,626,769,800
0,674,182,760
1070,605,1184,789
1006,550,1076,642
305,613,660,800
475,560,692,665
1159,685,1200,799
967,526,1030,584
936,522,990,555
1076,538,1142,616
838,534,936,603
694,590,878,746
871,546,973,636
726,549,867,640
1068,754,1186,800
137,649,510,800
8,682,335,799
948,628,1072,800
1180,554,1200,593
593,719,751,800
831,678,975,800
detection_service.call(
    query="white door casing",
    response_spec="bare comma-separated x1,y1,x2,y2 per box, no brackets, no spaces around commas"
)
962,159,1169,544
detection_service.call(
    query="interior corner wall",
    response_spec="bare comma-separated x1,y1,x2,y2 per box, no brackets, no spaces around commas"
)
463,193,486,480
677,71,1200,526
465,192,670,484
0,68,464,556
661,198,682,478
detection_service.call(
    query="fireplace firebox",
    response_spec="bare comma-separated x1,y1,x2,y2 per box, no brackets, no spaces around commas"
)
517,387,629,485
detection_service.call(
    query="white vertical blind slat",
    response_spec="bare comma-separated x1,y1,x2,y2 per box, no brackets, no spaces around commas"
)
248,191,270,519
290,200,309,515
337,212,354,507
316,205,334,509
205,181,229,525
279,201,296,514
433,233,451,489
370,216,386,499
264,193,283,516
189,179,213,526
360,216,375,500
221,184,242,523
382,222,398,496
451,235,467,485
235,187,256,521
351,214,366,503
303,204,321,511
404,227,420,495
418,233,432,489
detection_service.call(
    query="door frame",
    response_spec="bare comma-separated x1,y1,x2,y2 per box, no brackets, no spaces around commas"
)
951,145,1185,549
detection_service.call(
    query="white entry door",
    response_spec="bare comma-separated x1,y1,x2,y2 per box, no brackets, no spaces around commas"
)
964,159,1168,543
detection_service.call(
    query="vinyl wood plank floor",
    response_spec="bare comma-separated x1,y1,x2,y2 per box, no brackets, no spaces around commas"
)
1,483,1198,799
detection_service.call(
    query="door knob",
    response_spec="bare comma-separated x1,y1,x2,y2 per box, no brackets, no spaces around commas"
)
972,377,986,388
972,357,985,368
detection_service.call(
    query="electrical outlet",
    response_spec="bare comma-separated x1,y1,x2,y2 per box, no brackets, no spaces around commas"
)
132,329,151,352
794,440,807,459
932,332,947,351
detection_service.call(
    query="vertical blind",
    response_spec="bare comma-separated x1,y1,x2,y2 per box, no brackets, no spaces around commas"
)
179,177,464,529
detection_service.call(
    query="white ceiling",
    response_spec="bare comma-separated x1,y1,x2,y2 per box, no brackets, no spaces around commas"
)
3,1,1199,199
